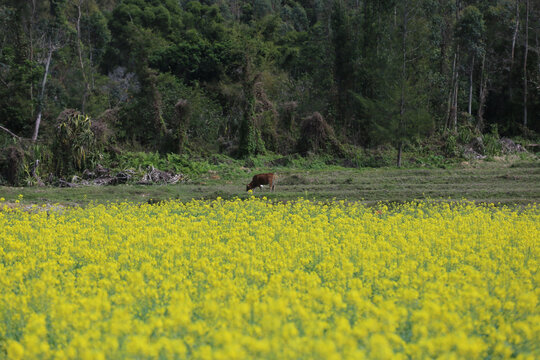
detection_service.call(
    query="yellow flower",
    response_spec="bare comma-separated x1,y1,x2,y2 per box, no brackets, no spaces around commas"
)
6,340,24,360
0,199,537,358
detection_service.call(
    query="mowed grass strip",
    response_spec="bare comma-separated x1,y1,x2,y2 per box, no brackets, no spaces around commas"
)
1,159,539,206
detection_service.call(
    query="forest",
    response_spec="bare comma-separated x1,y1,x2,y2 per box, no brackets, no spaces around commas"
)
0,0,539,185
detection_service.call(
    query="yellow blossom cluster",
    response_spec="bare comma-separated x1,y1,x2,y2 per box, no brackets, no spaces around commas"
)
0,198,538,359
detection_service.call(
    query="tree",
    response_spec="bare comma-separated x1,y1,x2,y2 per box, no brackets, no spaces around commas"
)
32,0,69,142
355,0,433,167
446,0,462,132
2,0,540,166
238,50,266,157
523,0,529,127
253,0,273,19
75,0,88,112
0,1,46,138
330,0,356,134
456,5,485,118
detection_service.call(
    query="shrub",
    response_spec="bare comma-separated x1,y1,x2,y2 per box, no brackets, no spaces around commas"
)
483,124,502,157
297,112,347,158
0,145,24,185
52,110,100,177
444,133,460,157
115,151,210,177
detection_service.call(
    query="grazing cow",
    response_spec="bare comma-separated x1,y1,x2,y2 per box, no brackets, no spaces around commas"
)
246,173,276,192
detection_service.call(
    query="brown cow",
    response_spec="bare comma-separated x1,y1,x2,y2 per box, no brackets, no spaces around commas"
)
246,173,276,192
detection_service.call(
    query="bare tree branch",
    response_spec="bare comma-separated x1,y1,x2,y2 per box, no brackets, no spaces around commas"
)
0,124,21,139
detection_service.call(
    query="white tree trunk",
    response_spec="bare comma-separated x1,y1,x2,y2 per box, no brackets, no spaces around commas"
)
468,54,475,115
32,43,53,143
511,0,520,67
77,0,89,113
453,69,459,131
523,0,529,127
477,54,487,131
398,1,409,167
30,0,37,107
446,52,458,129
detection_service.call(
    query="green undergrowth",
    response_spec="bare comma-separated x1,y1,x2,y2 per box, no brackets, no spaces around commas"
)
1,156,538,207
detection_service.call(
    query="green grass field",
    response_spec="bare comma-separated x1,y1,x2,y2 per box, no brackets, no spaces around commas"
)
1,157,539,207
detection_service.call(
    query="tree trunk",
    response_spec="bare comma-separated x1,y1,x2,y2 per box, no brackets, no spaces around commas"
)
0,125,21,140
453,68,459,131
30,0,37,110
446,1,461,132
447,47,460,132
477,53,487,132
440,13,452,82
32,43,54,143
511,0,520,66
148,71,166,135
537,30,540,76
397,141,403,167
398,1,408,168
509,0,520,102
446,51,458,129
85,4,95,91
468,54,475,115
452,1,461,132
523,0,529,127
231,0,237,20
76,0,89,113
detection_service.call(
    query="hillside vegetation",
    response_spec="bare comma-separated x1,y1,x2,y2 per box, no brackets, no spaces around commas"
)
0,0,539,185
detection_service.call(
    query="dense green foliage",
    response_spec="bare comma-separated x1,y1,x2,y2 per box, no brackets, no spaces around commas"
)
0,0,539,184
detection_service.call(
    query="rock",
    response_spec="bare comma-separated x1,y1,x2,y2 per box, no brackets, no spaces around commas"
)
469,137,485,155
137,166,186,185
95,164,110,177
58,179,78,188
500,137,527,153
111,171,132,185
462,146,486,160
82,169,95,179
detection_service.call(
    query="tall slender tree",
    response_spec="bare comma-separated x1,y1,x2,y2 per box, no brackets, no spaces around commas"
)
32,0,68,142
523,0,529,127
447,0,462,132
456,6,485,118
330,0,356,134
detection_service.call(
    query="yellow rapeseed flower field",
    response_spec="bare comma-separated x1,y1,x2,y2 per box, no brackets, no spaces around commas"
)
0,197,538,359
